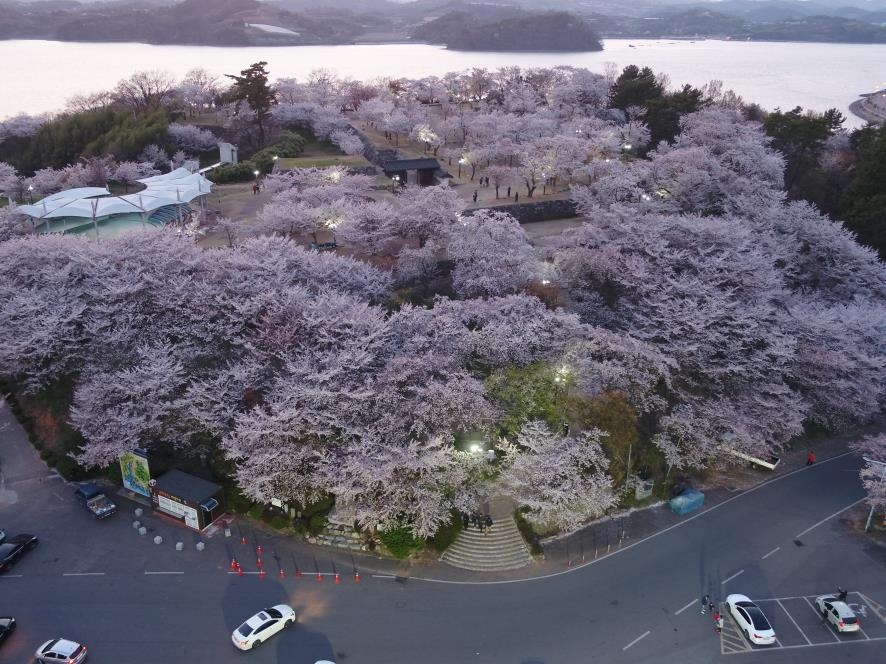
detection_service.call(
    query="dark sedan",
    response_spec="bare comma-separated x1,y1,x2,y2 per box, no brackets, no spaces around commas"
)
0,534,38,573
0,617,15,648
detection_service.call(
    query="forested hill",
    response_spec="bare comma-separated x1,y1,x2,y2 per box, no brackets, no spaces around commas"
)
0,0,368,45
412,11,604,52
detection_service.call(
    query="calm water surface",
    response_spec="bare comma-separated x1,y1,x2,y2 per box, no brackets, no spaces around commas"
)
2,39,885,125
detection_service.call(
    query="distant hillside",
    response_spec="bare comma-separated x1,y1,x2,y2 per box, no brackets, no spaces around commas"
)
412,10,603,51
749,15,886,42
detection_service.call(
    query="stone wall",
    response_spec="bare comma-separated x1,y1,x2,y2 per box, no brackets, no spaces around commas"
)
464,198,578,223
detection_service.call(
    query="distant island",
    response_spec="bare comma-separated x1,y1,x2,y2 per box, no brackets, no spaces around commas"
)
1,0,885,48
412,11,603,52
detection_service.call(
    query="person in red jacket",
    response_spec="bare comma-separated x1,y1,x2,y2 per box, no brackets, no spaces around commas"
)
806,450,816,466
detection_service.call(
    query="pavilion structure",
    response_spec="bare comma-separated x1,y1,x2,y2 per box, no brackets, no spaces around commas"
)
17,168,213,240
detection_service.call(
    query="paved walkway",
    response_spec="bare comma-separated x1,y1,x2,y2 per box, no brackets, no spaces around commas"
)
440,497,532,571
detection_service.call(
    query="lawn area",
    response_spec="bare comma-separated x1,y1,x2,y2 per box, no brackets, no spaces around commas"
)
277,154,372,169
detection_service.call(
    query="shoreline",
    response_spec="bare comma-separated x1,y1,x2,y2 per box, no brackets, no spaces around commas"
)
849,88,886,124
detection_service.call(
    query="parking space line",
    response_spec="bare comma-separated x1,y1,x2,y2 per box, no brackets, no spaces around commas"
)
857,625,871,640
145,571,184,575
722,569,744,585
674,598,696,615
773,635,886,650
62,572,105,576
622,630,650,650
776,598,812,645
802,597,839,642
795,498,866,539
761,547,780,560
0,574,23,578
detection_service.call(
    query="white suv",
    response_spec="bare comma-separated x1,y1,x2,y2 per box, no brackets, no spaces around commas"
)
35,638,88,663
815,595,860,633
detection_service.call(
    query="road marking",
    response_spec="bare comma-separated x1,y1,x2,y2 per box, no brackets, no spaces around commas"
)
377,452,859,586
722,570,744,585
62,572,105,576
761,547,780,560
795,498,866,539
675,598,697,615
622,630,650,651
373,574,396,579
51,491,66,502
776,598,812,645
0,574,23,578
145,571,184,575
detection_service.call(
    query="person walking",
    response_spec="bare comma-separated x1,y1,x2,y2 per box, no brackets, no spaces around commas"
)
507,185,511,197
514,192,519,203
472,190,478,203
484,515,493,535
806,450,816,465
714,611,723,633
462,512,470,530
701,594,710,615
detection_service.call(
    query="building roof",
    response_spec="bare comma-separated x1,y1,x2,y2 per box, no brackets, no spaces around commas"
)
154,469,221,504
382,158,441,172
17,168,212,220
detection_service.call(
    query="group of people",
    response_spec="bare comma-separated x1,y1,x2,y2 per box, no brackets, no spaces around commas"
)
701,594,724,633
462,511,494,535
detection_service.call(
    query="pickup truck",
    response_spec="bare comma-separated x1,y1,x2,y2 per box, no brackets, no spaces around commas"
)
74,483,117,519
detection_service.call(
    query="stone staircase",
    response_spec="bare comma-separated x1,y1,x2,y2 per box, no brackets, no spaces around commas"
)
440,498,533,572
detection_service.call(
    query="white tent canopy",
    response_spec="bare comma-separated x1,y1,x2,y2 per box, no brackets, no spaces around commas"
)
18,168,213,220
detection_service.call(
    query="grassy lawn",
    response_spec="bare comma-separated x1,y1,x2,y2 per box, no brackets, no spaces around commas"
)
277,154,372,169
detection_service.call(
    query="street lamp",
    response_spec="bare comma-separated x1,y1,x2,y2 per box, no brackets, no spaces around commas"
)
863,457,886,532
253,169,260,178
458,157,466,178
271,155,279,173
27,184,34,204
391,174,400,192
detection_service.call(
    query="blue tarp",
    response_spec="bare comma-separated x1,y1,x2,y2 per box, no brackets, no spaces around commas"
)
670,489,705,516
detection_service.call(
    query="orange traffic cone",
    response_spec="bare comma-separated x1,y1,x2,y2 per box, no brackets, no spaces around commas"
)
295,569,302,579
230,557,238,572
279,568,285,578
316,571,323,582
256,544,262,556
258,568,266,580
237,563,243,577
354,571,361,583
334,572,340,584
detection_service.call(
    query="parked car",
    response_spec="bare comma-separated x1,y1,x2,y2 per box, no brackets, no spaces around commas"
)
0,534,38,574
35,638,87,664
74,483,116,519
726,593,776,645
0,617,15,648
231,605,296,650
815,595,860,633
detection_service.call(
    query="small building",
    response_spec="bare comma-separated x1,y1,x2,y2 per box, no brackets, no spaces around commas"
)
150,469,224,531
218,142,239,165
382,158,441,186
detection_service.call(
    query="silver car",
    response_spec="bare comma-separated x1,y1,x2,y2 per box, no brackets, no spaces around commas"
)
35,638,88,663
815,595,860,633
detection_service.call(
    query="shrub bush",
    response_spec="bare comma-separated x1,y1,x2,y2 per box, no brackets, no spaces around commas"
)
514,509,543,556
270,515,290,530
247,503,265,519
308,514,327,536
207,161,257,183
379,525,423,559
429,513,462,552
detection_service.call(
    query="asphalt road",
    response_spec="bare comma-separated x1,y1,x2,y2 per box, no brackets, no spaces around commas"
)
2,400,885,664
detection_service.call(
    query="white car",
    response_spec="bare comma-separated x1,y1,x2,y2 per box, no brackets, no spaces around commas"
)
35,638,88,663
726,594,776,645
815,595,860,633
231,604,296,650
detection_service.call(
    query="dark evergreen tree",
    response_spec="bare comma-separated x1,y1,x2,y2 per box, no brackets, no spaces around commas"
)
225,61,276,148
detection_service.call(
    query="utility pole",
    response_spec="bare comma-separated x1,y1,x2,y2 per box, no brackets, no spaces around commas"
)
863,457,886,533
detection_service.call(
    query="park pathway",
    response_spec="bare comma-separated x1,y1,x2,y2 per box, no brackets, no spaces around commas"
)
440,496,533,571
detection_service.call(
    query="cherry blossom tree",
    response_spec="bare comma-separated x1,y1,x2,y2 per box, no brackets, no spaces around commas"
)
449,209,540,297
499,420,616,532
167,123,218,151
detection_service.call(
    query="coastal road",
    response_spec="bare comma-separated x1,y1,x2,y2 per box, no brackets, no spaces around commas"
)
2,399,885,664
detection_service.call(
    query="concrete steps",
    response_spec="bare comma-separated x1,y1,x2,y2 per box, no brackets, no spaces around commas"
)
440,502,533,571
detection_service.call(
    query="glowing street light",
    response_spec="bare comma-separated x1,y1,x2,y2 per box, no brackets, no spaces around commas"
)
458,157,466,178
27,184,34,204
391,174,400,192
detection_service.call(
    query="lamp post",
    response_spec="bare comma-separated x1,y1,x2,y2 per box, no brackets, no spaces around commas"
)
272,155,279,174
391,174,400,193
458,157,466,179
863,457,886,532
27,184,34,204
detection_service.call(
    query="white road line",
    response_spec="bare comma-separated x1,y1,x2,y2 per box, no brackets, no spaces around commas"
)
51,491,65,502
0,574,23,578
145,571,184,575
62,572,105,576
372,574,396,579
770,635,886,650
761,546,780,560
622,630,651,651
795,498,866,539
722,570,744,585
777,599,812,645
675,598,697,615
378,452,859,586
857,625,871,640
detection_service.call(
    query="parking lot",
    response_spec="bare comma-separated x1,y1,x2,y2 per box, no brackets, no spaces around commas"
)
721,591,886,654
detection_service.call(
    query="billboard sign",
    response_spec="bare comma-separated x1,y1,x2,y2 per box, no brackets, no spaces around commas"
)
119,449,151,497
